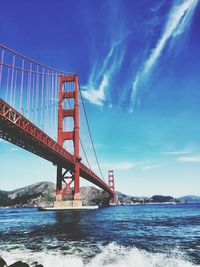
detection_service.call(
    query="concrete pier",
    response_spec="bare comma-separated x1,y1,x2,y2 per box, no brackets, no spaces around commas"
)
38,200,98,211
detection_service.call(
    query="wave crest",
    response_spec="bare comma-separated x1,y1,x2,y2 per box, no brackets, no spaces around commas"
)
0,243,199,267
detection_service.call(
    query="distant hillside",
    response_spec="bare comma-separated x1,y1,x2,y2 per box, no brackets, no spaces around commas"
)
0,182,55,207
1,182,199,207
116,191,148,204
177,195,200,203
117,193,177,204
0,182,110,208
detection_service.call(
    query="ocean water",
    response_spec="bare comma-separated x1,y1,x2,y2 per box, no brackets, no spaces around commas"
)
0,204,200,267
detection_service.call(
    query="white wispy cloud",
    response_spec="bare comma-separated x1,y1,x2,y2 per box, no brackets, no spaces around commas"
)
81,74,109,106
151,0,166,12
142,164,164,170
98,160,151,171
177,155,200,163
114,162,140,170
161,149,192,155
130,0,198,111
101,161,139,171
82,31,126,106
87,159,163,174
89,160,144,171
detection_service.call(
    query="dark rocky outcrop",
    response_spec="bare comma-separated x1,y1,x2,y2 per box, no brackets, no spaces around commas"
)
0,190,9,207
0,257,7,267
81,186,110,206
0,257,44,267
147,195,176,203
9,261,29,267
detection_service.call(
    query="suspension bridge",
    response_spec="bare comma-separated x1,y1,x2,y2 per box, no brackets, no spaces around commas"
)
0,44,116,209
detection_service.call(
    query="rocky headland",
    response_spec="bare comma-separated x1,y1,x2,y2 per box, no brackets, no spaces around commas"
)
1,181,199,208
0,182,110,208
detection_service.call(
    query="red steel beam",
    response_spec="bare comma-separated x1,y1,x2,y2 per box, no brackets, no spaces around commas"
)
0,98,113,196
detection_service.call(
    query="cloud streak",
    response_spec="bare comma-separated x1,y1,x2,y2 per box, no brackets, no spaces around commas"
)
130,0,198,111
98,160,153,171
142,164,164,170
177,155,200,163
81,74,109,106
161,149,192,155
101,161,140,171
81,28,126,106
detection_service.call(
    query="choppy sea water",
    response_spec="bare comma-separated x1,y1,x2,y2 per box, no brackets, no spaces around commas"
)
0,204,200,267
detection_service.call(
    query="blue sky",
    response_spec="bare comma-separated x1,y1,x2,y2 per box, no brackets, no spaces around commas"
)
0,0,200,196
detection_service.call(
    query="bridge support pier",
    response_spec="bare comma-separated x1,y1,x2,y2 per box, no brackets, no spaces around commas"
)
56,164,62,201
74,159,80,201
54,164,83,207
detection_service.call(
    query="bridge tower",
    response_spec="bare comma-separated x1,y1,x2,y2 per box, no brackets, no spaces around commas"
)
108,170,117,205
55,74,82,207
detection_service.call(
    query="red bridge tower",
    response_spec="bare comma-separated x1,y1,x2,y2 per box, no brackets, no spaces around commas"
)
108,170,117,205
55,74,82,207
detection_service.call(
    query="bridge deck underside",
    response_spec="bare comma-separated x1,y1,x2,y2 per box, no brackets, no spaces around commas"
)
0,98,113,196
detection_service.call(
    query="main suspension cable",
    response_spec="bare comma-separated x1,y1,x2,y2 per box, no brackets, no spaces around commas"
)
79,85,105,183
63,83,92,170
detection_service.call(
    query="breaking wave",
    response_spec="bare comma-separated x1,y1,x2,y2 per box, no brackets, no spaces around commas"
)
1,243,199,267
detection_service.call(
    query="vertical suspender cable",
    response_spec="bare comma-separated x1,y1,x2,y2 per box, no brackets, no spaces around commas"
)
41,67,44,129
48,72,51,136
5,68,10,102
51,72,54,138
46,70,50,134
26,63,32,118
13,69,18,108
0,49,5,91
9,54,15,105
19,59,24,113
26,64,30,114
54,73,58,140
51,73,54,139
31,72,35,123
35,66,39,124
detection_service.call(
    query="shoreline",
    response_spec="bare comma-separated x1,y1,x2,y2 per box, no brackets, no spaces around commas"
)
0,202,198,209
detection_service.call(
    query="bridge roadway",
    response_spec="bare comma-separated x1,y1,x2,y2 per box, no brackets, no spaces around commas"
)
0,98,113,196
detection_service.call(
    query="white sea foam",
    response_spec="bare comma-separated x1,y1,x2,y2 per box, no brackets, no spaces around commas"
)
0,243,199,267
